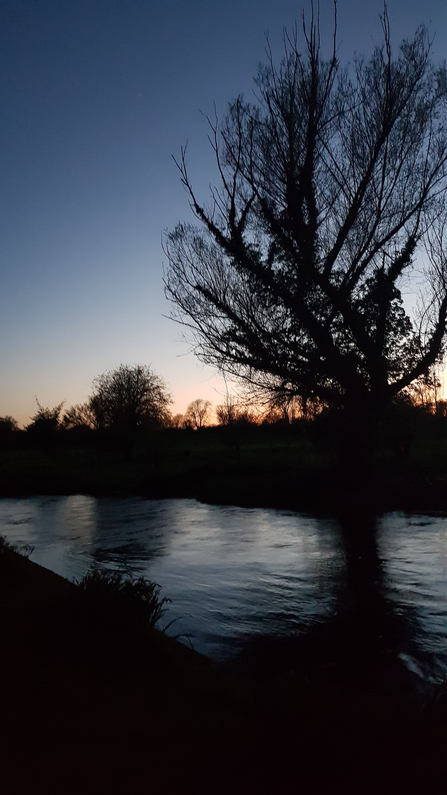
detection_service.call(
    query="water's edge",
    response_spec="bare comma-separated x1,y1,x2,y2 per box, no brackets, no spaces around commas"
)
1,495,447,685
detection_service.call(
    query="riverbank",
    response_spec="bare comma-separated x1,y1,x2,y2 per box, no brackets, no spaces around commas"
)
1,542,446,793
1,434,447,513
0,541,269,793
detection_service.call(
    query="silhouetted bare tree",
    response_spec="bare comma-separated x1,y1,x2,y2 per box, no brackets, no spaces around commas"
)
165,8,447,463
184,398,212,429
215,396,239,426
215,396,256,426
267,393,308,423
62,403,97,430
90,365,172,433
404,365,442,412
170,413,186,429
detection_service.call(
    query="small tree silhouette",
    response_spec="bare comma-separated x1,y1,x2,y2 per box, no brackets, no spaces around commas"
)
184,399,212,429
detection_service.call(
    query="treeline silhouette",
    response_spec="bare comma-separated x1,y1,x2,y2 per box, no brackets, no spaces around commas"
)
1,362,447,511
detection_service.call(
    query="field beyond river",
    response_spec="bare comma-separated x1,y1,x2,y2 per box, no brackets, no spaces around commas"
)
2,409,447,512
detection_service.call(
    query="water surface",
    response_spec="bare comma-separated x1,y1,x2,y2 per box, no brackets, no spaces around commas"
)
1,495,447,680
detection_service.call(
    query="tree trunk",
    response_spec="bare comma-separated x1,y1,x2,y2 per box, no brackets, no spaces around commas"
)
336,397,385,506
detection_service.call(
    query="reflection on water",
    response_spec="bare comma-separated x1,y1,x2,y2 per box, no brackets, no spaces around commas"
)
378,513,447,679
1,495,447,680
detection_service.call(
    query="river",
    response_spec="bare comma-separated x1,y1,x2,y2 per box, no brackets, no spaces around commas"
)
1,495,447,684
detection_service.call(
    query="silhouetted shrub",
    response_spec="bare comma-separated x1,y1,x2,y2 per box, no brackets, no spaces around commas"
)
0,416,20,449
75,568,170,629
0,416,19,433
25,399,65,452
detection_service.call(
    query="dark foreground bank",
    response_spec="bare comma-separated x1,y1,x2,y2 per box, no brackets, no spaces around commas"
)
1,544,447,793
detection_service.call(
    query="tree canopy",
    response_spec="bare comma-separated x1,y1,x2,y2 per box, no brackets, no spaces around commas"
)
89,364,172,432
26,399,65,434
165,10,447,427
184,398,212,429
0,416,19,433
62,403,97,431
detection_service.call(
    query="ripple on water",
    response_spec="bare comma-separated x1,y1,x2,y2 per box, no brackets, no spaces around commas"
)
1,497,447,677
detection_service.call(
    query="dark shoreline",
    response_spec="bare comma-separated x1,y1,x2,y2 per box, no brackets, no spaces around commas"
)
2,466,447,516
0,543,269,792
2,541,447,792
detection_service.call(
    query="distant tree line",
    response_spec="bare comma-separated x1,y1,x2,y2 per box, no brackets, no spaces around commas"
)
0,365,172,453
0,361,446,457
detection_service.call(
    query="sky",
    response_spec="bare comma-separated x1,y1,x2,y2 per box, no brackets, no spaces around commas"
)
1,0,447,427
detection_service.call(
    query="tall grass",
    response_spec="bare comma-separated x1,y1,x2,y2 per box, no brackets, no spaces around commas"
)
0,534,33,557
75,568,171,630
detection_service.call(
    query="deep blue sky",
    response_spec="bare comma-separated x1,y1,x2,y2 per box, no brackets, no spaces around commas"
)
1,0,446,425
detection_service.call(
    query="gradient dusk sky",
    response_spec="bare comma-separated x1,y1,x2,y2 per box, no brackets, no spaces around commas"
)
1,0,446,426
